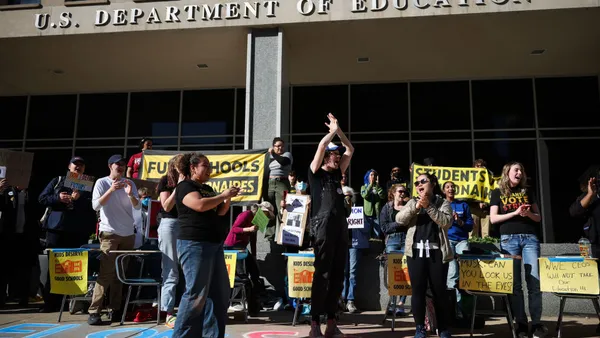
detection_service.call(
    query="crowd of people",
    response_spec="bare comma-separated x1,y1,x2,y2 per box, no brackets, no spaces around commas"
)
0,113,599,338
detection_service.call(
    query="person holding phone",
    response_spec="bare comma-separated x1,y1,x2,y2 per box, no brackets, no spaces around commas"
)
490,162,545,338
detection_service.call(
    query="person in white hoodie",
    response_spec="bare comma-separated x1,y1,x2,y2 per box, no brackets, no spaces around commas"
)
87,154,141,326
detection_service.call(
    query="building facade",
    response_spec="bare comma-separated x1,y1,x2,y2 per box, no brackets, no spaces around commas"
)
0,0,599,244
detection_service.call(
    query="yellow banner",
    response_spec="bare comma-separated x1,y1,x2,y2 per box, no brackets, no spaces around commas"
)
287,255,315,298
49,250,88,295
411,164,499,203
387,253,412,296
459,257,514,294
539,257,599,295
224,252,238,289
140,150,268,205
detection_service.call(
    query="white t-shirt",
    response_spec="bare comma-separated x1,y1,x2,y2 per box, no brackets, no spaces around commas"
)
92,176,141,237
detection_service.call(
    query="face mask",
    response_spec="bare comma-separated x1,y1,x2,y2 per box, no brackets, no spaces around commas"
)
296,182,307,191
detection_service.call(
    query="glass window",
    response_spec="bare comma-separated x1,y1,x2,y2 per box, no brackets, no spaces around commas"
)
181,89,235,146
544,139,600,244
128,91,180,138
536,76,600,128
236,88,246,137
292,85,349,134
410,81,470,131
27,95,77,139
349,143,410,197
287,144,316,185
411,141,473,168
350,83,408,132
78,93,128,138
27,149,74,215
73,148,126,181
472,79,535,129
0,96,27,139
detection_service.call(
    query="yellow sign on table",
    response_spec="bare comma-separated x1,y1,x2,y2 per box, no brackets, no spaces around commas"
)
387,253,412,296
539,257,599,295
224,252,238,288
287,255,315,298
459,257,514,294
49,249,88,295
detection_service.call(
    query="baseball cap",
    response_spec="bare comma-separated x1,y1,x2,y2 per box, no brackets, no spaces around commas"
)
258,201,275,219
108,154,126,165
70,156,85,164
326,142,345,154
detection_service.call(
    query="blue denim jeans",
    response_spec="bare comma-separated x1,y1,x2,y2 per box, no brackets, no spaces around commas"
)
173,240,230,338
500,234,542,326
343,248,360,301
386,235,407,305
447,239,469,309
158,218,179,313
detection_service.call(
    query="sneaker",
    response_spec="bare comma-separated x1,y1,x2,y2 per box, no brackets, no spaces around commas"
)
414,324,427,338
88,313,102,325
324,319,344,338
301,304,311,315
231,304,244,312
273,298,284,311
532,324,548,338
165,314,176,329
346,301,358,314
395,305,405,316
439,330,452,338
309,321,324,337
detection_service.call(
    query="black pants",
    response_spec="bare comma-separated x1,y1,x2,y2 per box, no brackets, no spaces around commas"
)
310,214,348,317
407,248,450,331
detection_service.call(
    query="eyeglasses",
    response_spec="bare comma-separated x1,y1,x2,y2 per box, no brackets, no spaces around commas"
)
414,179,429,187
396,190,407,194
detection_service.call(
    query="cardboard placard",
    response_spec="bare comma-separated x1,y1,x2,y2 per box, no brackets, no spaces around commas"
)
251,208,269,233
49,249,88,295
459,257,514,294
539,257,599,295
0,150,34,188
347,207,364,229
130,178,159,200
224,251,238,288
387,253,412,296
63,171,95,192
278,194,309,247
287,255,315,298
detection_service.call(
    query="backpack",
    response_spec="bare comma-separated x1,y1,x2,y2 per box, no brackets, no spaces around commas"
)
39,176,64,227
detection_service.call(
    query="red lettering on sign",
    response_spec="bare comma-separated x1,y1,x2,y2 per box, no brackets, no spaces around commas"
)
55,260,82,274
293,270,314,284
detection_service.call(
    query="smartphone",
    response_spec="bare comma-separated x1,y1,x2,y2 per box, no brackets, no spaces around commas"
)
0,166,6,179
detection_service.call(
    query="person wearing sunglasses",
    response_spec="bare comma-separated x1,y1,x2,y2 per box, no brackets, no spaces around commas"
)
395,173,453,338
380,183,410,316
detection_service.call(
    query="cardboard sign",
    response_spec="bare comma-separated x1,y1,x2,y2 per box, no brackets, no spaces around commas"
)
49,249,88,295
224,251,238,288
387,253,412,296
251,208,269,233
278,194,309,247
347,207,364,229
459,257,514,294
539,257,599,295
0,150,34,188
63,172,95,192
287,255,315,298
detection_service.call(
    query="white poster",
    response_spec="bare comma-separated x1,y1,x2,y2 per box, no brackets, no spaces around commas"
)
285,194,309,214
347,207,364,229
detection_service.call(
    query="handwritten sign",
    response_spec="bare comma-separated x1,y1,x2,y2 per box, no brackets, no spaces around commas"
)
347,207,364,229
539,257,599,295
287,255,315,298
387,253,411,296
63,172,95,192
49,249,88,295
251,208,269,233
224,252,238,288
279,194,309,247
459,257,514,294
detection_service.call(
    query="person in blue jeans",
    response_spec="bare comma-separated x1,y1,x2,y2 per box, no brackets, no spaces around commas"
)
361,169,386,239
380,183,410,315
443,181,473,317
490,162,547,338
172,153,241,338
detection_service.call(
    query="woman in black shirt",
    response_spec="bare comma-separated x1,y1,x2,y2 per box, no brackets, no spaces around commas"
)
490,162,544,338
172,153,240,338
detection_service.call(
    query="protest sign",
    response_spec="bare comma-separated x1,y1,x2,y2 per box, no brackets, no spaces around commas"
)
278,194,309,246
287,254,315,298
224,251,238,288
539,257,599,295
387,253,412,296
251,208,269,233
0,150,34,188
49,249,88,295
347,207,364,229
63,172,95,192
459,257,514,293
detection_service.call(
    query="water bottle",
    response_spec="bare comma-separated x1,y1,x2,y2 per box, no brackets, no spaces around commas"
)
578,237,592,258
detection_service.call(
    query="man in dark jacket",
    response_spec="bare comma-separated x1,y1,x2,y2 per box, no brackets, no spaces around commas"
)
570,165,600,260
38,156,97,312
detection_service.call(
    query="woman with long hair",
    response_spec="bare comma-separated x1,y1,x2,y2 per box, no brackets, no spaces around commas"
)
380,183,410,316
395,173,453,338
156,154,185,328
172,153,240,338
490,162,545,338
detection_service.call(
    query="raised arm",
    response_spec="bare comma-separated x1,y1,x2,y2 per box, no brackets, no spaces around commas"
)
310,128,336,174
336,126,354,175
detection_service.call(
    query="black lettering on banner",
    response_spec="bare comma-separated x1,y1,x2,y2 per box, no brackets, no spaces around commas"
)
210,160,261,174
148,161,167,175
206,177,258,195
293,261,302,266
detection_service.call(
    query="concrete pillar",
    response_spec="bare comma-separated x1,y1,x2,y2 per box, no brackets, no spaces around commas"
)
244,27,291,296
